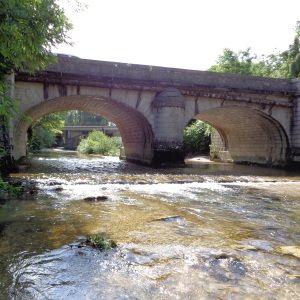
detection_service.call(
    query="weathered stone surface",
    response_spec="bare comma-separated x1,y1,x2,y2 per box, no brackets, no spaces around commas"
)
10,56,300,167
153,87,185,108
276,246,300,258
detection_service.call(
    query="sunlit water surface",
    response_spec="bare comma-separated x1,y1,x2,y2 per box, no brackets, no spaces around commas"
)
1,149,300,299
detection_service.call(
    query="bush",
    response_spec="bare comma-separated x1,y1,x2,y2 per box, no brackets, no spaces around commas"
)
77,130,120,156
28,125,57,150
183,120,211,155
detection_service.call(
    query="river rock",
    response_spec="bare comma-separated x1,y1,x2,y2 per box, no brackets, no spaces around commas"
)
153,216,182,222
84,196,108,202
237,240,273,251
276,246,300,258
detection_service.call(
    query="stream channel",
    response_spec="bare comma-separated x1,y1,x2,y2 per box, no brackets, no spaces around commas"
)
0,149,300,299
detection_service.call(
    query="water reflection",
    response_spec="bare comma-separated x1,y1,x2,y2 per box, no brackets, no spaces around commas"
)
1,150,300,299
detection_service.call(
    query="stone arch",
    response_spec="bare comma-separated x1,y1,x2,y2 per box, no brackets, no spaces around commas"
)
13,95,154,164
194,106,290,166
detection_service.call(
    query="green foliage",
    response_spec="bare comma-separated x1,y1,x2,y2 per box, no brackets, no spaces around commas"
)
86,234,117,251
250,53,284,78
28,112,66,150
183,120,211,155
209,21,300,79
65,111,110,126
209,48,255,75
0,78,20,119
0,0,75,145
77,130,120,155
0,176,21,195
282,33,300,78
208,48,283,78
0,0,73,73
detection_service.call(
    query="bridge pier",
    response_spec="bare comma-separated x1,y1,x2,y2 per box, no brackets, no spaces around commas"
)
152,88,186,166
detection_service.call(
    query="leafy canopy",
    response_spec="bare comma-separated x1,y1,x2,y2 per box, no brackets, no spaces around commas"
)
208,21,300,79
0,0,73,73
28,112,66,150
0,0,75,126
65,111,111,126
209,48,255,75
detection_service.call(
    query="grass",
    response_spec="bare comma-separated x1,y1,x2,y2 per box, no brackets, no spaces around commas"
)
85,234,117,251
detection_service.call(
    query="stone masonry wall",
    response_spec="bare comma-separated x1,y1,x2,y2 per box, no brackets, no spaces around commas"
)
291,79,300,161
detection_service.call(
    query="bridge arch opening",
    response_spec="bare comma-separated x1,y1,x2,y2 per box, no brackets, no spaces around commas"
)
57,110,120,150
182,119,211,157
13,95,154,164
191,106,290,166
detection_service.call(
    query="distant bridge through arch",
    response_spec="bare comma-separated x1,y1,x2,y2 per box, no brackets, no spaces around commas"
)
11,56,300,167
59,125,120,149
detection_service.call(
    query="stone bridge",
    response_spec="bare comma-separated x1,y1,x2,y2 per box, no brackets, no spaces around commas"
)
11,56,300,167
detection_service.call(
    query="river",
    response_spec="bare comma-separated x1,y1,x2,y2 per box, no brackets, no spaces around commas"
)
0,149,300,299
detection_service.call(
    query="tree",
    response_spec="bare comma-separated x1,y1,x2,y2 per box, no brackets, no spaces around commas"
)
28,112,66,150
0,0,74,134
65,111,110,126
0,0,76,173
209,48,256,75
183,120,211,155
208,47,281,78
280,21,300,78
208,21,300,79
0,0,73,73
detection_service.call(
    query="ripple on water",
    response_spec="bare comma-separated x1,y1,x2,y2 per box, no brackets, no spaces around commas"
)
2,151,300,299
7,244,300,300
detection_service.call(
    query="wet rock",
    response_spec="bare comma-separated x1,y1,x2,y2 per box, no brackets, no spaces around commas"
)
230,244,257,251
84,196,108,202
153,216,182,222
97,196,108,201
215,253,231,260
68,243,83,249
11,179,39,195
17,156,28,165
204,253,247,281
276,246,300,259
47,181,63,186
28,189,37,194
238,240,273,251
54,187,64,192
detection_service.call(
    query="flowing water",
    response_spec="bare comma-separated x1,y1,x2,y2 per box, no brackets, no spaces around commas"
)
0,149,300,299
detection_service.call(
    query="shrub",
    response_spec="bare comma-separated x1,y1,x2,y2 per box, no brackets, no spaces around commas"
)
77,130,120,156
183,120,211,155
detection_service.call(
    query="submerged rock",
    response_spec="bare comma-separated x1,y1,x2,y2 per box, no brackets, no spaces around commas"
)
153,216,183,222
84,196,108,202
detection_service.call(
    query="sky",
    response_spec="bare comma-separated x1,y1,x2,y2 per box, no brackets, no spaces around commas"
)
54,0,300,71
